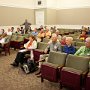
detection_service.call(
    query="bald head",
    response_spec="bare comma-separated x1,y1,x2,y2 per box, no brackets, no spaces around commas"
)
51,33,58,42
85,37,90,48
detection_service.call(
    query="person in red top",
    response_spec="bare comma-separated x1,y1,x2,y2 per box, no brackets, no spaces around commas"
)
11,35,37,67
79,30,88,41
60,36,66,45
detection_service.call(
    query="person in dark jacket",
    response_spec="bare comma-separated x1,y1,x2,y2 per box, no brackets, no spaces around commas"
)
63,37,76,54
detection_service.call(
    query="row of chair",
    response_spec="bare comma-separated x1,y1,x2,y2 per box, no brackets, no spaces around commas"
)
40,51,90,90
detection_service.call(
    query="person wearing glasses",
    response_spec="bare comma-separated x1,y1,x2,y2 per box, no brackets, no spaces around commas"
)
74,37,90,56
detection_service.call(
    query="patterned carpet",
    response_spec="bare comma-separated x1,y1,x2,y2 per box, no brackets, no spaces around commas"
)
0,49,68,90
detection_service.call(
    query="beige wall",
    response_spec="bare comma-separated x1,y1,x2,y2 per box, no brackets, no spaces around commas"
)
57,8,90,25
46,9,57,25
1,6,90,26
0,6,35,26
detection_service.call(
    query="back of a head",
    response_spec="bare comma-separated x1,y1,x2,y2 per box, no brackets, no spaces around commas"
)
86,37,90,42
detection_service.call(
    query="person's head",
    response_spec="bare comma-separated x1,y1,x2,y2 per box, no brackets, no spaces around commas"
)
51,33,57,42
82,27,87,31
46,28,49,32
62,36,66,41
81,30,86,35
29,35,36,42
40,29,44,33
17,28,20,32
25,19,27,22
65,37,73,46
85,37,90,48
8,28,11,32
34,28,37,32
55,30,59,35
11,27,14,30
1,29,4,33
21,27,23,29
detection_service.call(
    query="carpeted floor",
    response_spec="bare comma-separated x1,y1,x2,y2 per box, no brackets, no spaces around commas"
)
0,49,69,90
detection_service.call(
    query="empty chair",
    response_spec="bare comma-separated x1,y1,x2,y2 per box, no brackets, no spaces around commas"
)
14,36,24,49
33,42,48,61
42,38,50,43
60,54,89,90
41,51,67,82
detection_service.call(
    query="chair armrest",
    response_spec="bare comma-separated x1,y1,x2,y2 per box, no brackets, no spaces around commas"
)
34,49,44,53
42,62,59,69
62,67,83,75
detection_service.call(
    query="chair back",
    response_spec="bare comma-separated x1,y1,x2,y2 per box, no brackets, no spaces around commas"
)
37,42,48,51
43,38,50,43
65,54,90,72
48,51,67,66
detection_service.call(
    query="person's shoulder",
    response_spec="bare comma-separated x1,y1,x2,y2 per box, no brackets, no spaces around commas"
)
79,46,85,49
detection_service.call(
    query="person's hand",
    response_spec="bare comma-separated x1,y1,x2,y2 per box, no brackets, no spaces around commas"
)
44,49,47,54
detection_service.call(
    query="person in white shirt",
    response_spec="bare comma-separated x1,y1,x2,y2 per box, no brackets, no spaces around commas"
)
7,28,12,36
0,29,4,35
0,33,7,47
11,35,37,67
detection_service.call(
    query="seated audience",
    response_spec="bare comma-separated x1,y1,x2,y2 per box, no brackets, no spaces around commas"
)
11,27,14,33
74,37,90,56
0,33,7,48
55,30,62,41
35,33,61,77
63,37,76,54
11,35,37,67
31,28,38,36
60,36,66,45
79,28,88,41
0,29,5,35
37,29,45,42
15,28,21,34
20,27,24,34
48,33,59,44
44,28,51,39
7,28,12,36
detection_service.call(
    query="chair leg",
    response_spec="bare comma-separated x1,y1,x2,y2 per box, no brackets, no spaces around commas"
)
60,83,63,89
5,51,7,56
41,76,44,82
8,49,10,55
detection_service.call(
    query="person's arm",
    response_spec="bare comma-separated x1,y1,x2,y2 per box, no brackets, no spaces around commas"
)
28,23,31,25
24,41,29,48
74,46,83,56
44,44,50,53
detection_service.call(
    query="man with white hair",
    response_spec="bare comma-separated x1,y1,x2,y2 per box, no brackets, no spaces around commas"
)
63,37,76,54
35,33,61,77
45,33,61,52
75,37,90,56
